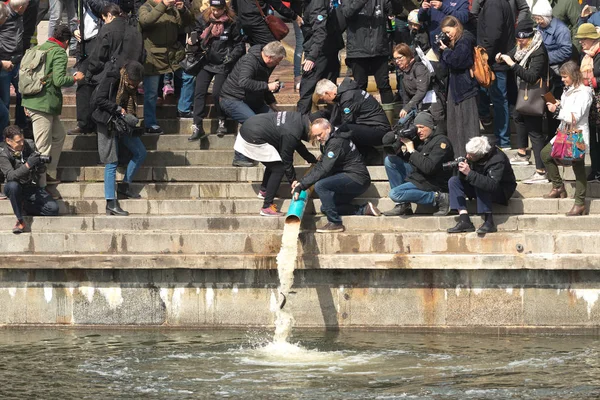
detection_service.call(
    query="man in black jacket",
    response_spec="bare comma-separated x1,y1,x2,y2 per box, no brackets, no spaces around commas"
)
291,118,380,233
236,111,318,216
231,0,302,45
220,41,286,167
476,0,515,149
382,112,454,216
296,0,344,114
0,126,59,234
447,136,517,234
314,78,391,160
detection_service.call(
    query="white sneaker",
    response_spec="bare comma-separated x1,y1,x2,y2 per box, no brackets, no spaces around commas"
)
510,153,531,165
522,172,548,184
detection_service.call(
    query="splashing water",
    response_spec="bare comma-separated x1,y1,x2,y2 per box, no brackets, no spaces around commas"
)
273,220,301,344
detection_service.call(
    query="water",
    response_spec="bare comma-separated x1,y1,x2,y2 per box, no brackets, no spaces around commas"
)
0,329,599,399
273,220,301,344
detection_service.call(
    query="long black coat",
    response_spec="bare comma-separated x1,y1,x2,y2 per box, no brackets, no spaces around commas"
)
477,0,515,72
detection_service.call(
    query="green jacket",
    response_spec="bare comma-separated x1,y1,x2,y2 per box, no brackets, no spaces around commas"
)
21,40,75,116
552,0,582,51
138,0,194,75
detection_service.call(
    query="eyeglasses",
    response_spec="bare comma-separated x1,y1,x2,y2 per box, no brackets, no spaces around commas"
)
393,55,406,62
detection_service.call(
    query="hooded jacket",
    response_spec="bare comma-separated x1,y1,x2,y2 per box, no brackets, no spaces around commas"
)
476,0,515,72
331,78,391,129
341,0,392,58
461,147,517,205
0,7,24,65
240,111,317,183
219,44,277,108
298,125,371,189
0,140,43,186
405,130,454,192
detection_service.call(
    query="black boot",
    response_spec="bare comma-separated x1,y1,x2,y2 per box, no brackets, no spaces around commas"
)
477,213,497,233
433,192,450,216
117,182,141,199
447,214,475,233
106,199,129,216
188,124,207,141
216,119,227,137
382,202,413,216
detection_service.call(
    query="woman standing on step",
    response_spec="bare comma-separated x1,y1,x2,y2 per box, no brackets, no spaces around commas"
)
187,0,244,141
541,61,593,216
92,61,148,216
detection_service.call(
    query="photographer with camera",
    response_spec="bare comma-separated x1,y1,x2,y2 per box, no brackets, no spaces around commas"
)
0,126,59,234
381,111,454,216
446,136,516,234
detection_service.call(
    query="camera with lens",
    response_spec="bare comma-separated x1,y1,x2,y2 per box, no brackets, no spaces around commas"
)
382,109,418,154
33,152,52,164
272,79,284,93
442,156,467,170
435,31,451,47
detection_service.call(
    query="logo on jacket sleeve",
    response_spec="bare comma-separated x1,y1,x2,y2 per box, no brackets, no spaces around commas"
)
317,14,324,21
343,107,351,114
327,151,335,158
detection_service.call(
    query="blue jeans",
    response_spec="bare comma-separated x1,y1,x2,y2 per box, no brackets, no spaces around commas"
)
293,22,303,78
0,99,8,140
0,64,26,129
478,71,509,147
384,155,436,205
314,173,370,224
143,70,182,128
104,135,147,200
219,98,272,162
178,71,196,113
4,181,59,221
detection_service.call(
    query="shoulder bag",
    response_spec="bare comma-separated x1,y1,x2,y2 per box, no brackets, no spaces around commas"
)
550,113,586,165
253,0,289,41
515,68,550,117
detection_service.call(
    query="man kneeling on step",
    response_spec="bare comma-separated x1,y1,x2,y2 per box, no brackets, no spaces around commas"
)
0,126,59,233
447,136,517,234
382,112,454,216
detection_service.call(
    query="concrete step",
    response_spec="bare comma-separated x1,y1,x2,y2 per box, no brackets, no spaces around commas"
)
0,252,597,270
63,133,246,151
0,230,597,255
1,214,598,233
8,181,600,200
1,197,598,215
60,118,237,135
53,164,592,183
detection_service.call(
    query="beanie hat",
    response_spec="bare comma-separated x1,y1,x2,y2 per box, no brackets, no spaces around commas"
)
210,0,226,7
515,18,535,38
532,0,553,17
408,9,420,25
414,112,435,130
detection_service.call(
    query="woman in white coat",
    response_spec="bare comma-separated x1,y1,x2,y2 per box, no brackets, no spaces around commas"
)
541,60,593,216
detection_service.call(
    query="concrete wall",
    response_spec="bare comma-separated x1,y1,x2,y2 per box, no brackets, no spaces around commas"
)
1,269,600,331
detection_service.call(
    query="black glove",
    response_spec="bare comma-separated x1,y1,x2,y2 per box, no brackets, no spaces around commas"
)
307,155,318,164
26,152,42,168
293,184,303,195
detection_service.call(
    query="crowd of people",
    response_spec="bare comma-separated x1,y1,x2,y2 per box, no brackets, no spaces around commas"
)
0,0,598,234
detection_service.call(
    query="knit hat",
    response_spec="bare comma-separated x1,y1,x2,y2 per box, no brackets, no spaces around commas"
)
515,18,535,38
210,0,226,7
575,23,600,40
408,9,420,25
532,0,552,17
413,112,435,130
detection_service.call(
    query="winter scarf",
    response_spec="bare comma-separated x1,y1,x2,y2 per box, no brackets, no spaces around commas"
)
115,69,138,115
200,14,230,41
514,31,543,68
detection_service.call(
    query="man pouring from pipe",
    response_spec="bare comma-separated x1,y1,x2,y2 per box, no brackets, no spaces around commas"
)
291,118,380,233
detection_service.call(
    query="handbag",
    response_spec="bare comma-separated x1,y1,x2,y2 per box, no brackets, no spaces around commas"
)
550,113,586,165
515,68,549,117
179,50,206,76
254,0,289,41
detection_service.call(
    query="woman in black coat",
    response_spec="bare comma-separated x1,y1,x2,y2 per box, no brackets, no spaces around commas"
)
438,16,478,153
496,18,549,183
92,61,147,216
186,0,245,141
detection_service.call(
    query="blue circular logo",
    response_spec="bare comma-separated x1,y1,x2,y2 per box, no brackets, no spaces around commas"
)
327,151,335,158
343,107,351,114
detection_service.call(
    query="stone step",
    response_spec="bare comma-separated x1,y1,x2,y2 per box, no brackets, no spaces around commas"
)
0,230,596,255
64,133,244,151
60,118,237,135
0,214,597,233
6,181,599,200
1,197,598,215
0,252,597,270
53,164,591,183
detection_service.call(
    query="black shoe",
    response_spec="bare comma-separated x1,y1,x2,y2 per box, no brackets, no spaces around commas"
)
46,174,61,185
382,203,413,216
447,219,475,233
316,222,345,233
145,125,163,135
433,192,450,216
106,199,129,216
587,171,600,183
216,119,227,137
188,124,207,141
117,183,141,199
177,110,194,119
232,159,257,167
476,221,497,234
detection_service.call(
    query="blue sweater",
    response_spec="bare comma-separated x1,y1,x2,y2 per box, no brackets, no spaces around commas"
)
418,0,470,54
539,18,572,66
441,30,478,104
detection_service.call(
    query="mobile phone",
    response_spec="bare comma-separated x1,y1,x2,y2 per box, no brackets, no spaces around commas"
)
190,31,198,44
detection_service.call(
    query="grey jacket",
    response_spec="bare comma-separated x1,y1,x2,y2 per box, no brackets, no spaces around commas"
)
0,7,24,65
471,0,530,22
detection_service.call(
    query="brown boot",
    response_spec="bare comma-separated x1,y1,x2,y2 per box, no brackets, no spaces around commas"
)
543,185,567,199
566,204,586,216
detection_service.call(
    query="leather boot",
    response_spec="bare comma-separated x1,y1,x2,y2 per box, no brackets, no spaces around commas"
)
566,204,586,216
543,184,567,199
117,182,141,199
106,199,129,216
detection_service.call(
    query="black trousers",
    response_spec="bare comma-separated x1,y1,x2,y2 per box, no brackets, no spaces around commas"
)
260,161,285,208
193,69,227,125
242,22,276,46
347,124,388,147
346,56,394,104
513,111,548,170
76,81,97,132
22,0,39,49
4,181,59,221
590,123,600,173
297,52,340,114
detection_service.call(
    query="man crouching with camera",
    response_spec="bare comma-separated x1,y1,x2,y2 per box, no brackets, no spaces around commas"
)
0,126,59,234
381,112,454,216
447,136,517,234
